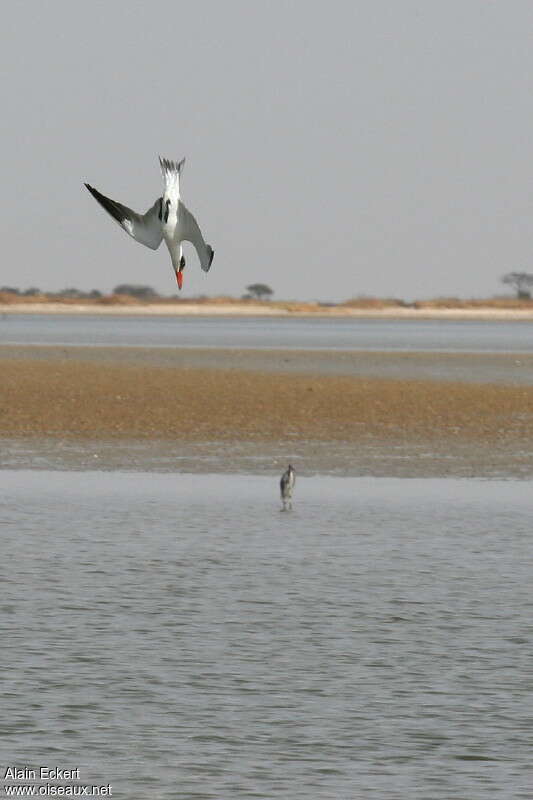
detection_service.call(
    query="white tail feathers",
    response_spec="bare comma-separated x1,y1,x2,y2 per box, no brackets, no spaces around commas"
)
158,156,185,190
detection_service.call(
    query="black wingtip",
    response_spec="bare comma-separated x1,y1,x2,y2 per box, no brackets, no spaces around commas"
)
84,183,125,226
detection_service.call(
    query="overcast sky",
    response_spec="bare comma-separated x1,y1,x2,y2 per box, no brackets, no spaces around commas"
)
1,1,533,301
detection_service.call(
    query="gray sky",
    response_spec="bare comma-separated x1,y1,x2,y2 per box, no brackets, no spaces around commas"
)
2,0,533,301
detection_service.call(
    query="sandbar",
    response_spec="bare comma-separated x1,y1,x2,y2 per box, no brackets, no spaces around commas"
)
1,345,532,477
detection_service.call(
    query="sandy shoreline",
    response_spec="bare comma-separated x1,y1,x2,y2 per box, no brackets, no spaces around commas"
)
1,345,532,477
2,302,533,319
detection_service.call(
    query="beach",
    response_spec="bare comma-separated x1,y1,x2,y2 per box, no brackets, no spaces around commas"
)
1,344,532,477
2,301,533,319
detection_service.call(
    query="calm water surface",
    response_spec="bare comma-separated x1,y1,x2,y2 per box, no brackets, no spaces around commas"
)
1,471,531,799
2,313,533,352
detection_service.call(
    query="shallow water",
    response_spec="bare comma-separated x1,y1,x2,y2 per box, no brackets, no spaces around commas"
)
1,470,531,799
2,437,532,480
2,313,533,352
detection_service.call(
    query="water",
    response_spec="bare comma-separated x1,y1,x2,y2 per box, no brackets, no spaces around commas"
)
2,470,531,799
2,313,533,352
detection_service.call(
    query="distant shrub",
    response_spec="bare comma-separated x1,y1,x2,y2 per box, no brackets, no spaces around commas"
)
501,272,533,300
113,284,159,300
245,283,274,300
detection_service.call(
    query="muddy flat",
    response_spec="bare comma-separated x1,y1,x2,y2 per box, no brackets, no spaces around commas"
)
1,346,531,477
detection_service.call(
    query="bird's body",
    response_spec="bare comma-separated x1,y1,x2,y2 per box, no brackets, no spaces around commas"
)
85,157,214,290
280,464,296,511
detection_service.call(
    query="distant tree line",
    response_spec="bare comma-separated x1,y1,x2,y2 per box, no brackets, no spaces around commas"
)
0,286,103,299
1,286,44,296
0,284,160,300
4,276,533,302
2,283,275,300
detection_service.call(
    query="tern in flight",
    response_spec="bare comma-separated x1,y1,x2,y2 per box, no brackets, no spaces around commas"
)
85,157,214,290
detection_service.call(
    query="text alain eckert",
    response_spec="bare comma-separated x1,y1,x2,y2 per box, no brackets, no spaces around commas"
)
4,768,81,781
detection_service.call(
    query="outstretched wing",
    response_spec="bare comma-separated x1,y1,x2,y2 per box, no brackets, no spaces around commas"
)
179,201,214,272
85,184,163,250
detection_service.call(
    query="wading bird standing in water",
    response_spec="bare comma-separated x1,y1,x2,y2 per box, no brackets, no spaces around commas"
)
280,464,296,511
85,157,214,290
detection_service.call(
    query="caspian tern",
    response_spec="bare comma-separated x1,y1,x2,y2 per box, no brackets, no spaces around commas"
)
85,157,214,290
